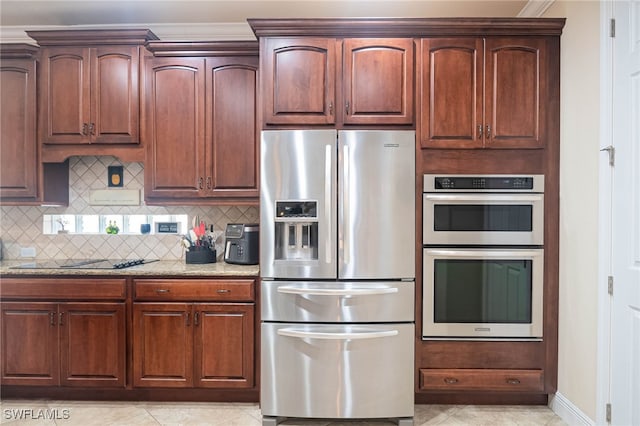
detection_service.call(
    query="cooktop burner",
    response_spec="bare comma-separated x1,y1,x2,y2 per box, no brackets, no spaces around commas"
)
10,259,159,270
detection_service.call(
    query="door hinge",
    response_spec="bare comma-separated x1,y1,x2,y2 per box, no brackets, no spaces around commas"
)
606,403,612,422
610,19,616,38
608,276,613,295
600,145,615,166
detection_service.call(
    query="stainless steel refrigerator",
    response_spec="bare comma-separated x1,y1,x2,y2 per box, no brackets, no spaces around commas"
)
260,130,415,426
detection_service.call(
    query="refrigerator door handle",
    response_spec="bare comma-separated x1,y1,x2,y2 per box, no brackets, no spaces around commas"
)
277,286,399,296
342,143,350,265
277,328,399,340
325,144,332,265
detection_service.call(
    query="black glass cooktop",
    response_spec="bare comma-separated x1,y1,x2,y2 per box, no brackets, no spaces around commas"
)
10,258,159,270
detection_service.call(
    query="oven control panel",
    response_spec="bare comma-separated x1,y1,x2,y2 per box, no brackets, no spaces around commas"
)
424,174,544,192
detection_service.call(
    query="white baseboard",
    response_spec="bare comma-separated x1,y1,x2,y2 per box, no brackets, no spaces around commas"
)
549,392,594,425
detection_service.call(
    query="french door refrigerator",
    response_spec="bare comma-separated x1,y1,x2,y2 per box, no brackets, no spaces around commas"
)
260,130,415,426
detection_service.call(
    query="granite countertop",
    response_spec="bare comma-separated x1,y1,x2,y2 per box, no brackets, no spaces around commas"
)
0,260,259,277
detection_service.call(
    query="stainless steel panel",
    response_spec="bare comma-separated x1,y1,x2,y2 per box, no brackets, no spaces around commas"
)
260,130,337,279
261,280,415,323
261,322,414,419
422,193,545,246
338,130,415,280
422,248,544,339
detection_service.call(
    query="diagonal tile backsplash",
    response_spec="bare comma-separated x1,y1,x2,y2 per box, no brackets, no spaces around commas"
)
0,156,259,261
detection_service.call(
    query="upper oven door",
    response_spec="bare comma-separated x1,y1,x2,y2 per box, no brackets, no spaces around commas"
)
423,193,544,246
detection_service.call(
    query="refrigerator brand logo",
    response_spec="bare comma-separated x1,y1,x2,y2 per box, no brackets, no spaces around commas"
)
383,143,400,148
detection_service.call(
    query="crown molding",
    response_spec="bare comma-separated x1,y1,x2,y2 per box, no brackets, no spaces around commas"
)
0,22,255,44
517,0,556,17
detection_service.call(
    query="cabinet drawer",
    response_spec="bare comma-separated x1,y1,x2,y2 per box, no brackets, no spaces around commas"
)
419,368,544,392
134,279,254,301
0,278,126,300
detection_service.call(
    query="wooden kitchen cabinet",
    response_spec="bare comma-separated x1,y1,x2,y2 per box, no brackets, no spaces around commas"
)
260,37,414,126
420,37,547,149
420,368,544,393
132,279,255,388
1,302,126,387
0,278,127,388
144,42,259,203
0,45,39,201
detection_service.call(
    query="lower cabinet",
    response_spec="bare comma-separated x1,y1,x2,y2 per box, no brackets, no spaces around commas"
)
1,301,126,387
132,279,255,389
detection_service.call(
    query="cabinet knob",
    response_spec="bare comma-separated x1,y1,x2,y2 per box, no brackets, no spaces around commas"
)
444,377,459,384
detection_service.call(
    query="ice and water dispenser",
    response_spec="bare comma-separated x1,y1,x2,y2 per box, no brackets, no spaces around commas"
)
274,201,318,261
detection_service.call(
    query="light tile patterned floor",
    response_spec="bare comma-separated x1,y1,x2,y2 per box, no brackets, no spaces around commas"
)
0,401,567,425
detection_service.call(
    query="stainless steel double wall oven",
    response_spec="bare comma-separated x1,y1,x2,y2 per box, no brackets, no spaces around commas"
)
260,130,415,425
422,174,545,340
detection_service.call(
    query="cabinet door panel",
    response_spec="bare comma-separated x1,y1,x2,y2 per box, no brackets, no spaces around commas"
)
1,302,59,386
91,46,139,144
133,303,193,387
42,47,91,144
59,303,125,387
420,38,483,148
194,303,254,388
0,59,38,198
145,58,205,199
263,38,336,125
342,38,414,125
206,58,259,197
486,38,546,148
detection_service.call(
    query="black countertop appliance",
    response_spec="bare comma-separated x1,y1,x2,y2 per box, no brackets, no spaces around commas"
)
224,223,259,265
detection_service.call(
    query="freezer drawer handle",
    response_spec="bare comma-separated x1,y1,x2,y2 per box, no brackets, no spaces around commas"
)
277,328,398,340
276,286,399,296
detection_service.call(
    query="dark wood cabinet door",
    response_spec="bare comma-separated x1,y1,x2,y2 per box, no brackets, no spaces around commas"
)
485,38,546,149
420,38,483,148
132,303,194,388
342,38,415,125
193,303,254,388
144,58,205,199
262,38,336,125
0,58,38,199
41,47,91,144
91,46,139,144
205,57,259,198
59,303,126,387
1,302,59,386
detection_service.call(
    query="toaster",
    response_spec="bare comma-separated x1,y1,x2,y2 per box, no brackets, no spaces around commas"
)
224,223,259,265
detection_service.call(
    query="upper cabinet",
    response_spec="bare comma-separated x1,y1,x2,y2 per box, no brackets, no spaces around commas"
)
143,42,259,204
420,36,549,149
251,20,415,128
0,45,38,200
26,29,158,162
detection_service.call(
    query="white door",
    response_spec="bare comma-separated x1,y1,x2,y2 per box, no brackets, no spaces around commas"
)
610,1,640,424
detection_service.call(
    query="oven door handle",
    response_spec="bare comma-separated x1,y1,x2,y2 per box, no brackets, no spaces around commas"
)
277,328,398,340
277,286,399,296
424,194,543,202
426,249,543,258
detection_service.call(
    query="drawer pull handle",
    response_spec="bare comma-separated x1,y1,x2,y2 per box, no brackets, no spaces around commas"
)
50,312,56,326
506,378,521,385
444,377,459,384
155,289,170,294
217,289,230,294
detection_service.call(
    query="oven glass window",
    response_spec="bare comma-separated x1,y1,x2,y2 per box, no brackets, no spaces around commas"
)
433,205,532,232
433,259,532,323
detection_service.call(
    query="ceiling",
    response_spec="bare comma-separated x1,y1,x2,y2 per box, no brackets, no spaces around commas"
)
0,0,542,42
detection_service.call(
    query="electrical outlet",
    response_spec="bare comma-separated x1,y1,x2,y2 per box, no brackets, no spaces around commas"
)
20,247,36,258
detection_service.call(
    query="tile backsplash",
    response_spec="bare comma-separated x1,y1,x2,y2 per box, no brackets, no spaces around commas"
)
0,156,258,260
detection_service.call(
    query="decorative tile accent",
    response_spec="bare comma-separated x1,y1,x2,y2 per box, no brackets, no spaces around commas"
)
0,156,258,260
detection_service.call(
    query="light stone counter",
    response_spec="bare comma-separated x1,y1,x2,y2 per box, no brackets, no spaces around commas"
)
0,260,259,277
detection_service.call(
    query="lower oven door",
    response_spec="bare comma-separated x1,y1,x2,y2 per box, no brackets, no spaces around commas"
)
261,322,414,419
422,248,544,339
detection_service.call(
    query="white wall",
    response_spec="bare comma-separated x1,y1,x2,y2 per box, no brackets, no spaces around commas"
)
544,1,601,421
